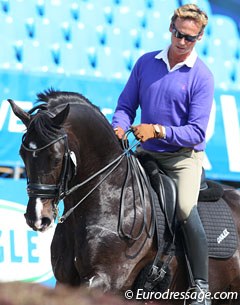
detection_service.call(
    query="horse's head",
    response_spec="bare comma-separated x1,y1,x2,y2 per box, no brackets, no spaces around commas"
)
8,99,71,232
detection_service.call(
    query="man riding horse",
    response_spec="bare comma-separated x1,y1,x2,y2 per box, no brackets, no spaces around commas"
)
112,4,213,305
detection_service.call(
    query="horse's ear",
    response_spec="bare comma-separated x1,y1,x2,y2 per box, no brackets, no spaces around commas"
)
52,104,70,127
8,99,31,127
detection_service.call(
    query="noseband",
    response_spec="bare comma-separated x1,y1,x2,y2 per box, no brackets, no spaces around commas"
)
23,128,151,238
21,134,71,204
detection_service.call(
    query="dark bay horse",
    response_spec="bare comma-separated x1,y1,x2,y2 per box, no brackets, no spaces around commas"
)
9,90,240,304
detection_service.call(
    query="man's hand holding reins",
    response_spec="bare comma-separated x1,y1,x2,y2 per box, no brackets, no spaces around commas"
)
131,124,156,142
114,126,126,139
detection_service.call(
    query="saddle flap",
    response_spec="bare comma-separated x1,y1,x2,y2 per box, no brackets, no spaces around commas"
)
136,151,177,236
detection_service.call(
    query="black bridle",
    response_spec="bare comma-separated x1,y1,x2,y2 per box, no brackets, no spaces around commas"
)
22,130,154,241
22,134,71,205
21,130,133,211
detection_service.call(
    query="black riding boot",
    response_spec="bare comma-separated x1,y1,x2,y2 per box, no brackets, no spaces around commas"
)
182,206,211,305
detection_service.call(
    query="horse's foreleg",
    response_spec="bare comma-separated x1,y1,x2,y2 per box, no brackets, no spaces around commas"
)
51,224,81,286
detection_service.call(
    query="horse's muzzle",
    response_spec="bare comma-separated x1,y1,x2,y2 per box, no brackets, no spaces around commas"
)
24,212,53,232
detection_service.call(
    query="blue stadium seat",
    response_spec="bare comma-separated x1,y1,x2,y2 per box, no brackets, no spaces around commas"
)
91,46,115,78
148,0,179,27
35,0,45,17
69,1,113,23
232,60,240,90
151,0,179,12
0,15,25,69
31,17,67,45
211,15,239,39
72,1,113,25
0,0,10,14
110,5,146,30
0,38,22,70
180,0,212,17
2,0,46,41
144,9,171,38
70,22,98,50
205,55,235,90
25,17,36,39
128,28,142,49
209,15,239,60
0,13,27,41
60,21,73,42
7,0,37,20
95,25,142,52
236,39,240,60
77,2,113,28
92,46,131,80
206,36,234,64
25,16,74,44
70,2,80,21
38,0,72,26
21,39,60,73
144,0,154,9
111,0,148,11
57,43,96,76
195,34,208,57
139,29,169,53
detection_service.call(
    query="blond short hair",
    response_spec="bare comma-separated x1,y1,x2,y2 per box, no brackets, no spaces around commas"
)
171,4,208,32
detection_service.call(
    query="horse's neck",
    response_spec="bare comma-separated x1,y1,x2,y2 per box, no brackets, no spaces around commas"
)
70,131,122,179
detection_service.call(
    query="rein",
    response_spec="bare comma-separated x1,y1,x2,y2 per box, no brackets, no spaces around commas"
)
116,134,155,240
23,128,155,241
59,132,142,223
59,131,155,241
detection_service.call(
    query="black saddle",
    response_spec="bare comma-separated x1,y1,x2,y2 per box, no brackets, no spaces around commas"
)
136,151,238,259
136,151,176,236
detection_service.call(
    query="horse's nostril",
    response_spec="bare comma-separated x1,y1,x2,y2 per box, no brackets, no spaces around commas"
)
41,217,51,227
24,215,37,230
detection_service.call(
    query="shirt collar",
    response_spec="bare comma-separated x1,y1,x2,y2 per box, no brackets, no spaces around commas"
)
155,45,198,71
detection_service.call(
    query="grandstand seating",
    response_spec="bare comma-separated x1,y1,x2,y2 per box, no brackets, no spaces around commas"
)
109,4,147,30
209,14,239,61
232,58,240,90
20,39,60,73
149,0,179,22
0,0,238,90
180,0,212,17
77,1,114,28
59,43,98,76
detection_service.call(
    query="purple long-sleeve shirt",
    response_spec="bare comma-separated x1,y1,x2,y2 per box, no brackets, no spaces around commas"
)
112,50,214,152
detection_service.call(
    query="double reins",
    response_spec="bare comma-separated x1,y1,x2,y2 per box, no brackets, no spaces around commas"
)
59,131,141,223
22,129,139,211
23,129,155,241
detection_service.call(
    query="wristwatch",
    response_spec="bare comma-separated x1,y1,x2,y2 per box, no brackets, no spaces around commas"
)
153,124,161,137
153,124,166,139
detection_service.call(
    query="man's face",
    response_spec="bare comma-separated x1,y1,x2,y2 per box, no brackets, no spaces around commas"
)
169,17,203,56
